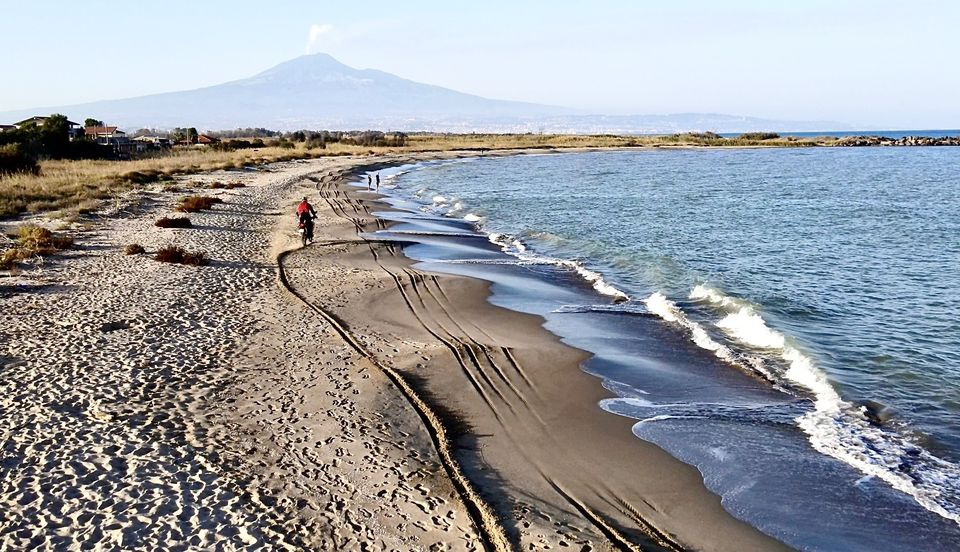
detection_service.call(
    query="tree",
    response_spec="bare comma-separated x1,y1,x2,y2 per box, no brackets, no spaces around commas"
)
84,118,104,128
40,114,71,158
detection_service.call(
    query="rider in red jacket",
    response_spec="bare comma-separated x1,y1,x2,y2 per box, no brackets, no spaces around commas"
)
297,197,317,243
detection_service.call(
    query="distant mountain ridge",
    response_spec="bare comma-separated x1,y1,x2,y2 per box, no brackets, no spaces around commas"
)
0,53,848,133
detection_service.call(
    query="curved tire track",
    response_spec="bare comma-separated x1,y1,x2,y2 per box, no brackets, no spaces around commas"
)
275,246,510,552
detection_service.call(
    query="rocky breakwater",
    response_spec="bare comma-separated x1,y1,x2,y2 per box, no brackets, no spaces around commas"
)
836,135,960,146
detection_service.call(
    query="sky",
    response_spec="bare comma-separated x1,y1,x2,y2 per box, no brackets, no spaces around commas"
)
2,0,959,129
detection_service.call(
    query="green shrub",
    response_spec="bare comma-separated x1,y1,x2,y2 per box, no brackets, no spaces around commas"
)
739,132,780,141
0,143,39,176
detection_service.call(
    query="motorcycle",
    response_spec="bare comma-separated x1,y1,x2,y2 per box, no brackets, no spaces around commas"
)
298,214,315,246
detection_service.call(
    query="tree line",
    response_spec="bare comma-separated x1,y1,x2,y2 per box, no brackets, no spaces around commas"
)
0,114,113,176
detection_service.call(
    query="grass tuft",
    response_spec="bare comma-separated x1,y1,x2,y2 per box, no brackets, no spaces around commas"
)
155,216,193,228
124,243,146,255
0,225,73,269
154,245,208,266
176,195,223,213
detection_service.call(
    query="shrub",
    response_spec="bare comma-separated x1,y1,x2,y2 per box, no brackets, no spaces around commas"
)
118,169,163,184
124,243,146,255
154,245,208,266
739,132,780,141
0,143,40,176
0,225,73,269
155,216,192,228
224,182,245,189
277,140,296,150
208,182,226,189
0,248,22,269
176,195,222,212
17,225,73,250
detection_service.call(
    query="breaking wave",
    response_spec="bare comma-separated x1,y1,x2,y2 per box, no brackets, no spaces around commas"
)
645,284,960,525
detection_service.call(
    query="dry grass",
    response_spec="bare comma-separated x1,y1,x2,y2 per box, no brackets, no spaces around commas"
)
154,245,208,266
124,243,146,255
0,144,341,219
176,195,223,213
155,216,193,228
207,181,245,190
0,225,74,269
404,133,835,151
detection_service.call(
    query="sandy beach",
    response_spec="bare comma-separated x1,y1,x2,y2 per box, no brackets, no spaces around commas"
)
0,153,790,551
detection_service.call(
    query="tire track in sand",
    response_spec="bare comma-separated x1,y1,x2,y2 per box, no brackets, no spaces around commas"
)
310,169,688,552
275,246,510,552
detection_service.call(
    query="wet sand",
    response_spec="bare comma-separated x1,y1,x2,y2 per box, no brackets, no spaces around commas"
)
0,152,790,550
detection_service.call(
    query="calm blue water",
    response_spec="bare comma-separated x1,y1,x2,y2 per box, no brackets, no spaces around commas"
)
371,148,960,550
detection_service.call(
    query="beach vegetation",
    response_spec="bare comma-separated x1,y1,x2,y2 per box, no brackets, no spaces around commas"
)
0,225,73,269
176,195,223,212
124,243,146,255
154,245,208,266
155,216,193,228
739,132,781,140
0,144,40,176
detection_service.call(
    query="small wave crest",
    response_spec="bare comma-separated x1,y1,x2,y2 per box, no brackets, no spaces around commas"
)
652,286,960,525
643,293,772,380
488,233,629,302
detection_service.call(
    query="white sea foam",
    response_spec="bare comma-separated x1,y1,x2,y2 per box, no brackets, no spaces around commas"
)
716,308,785,349
643,293,759,374
487,234,628,301
690,284,742,308
683,286,960,525
463,213,483,222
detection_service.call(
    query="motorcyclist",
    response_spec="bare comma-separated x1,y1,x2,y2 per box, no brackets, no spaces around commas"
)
296,196,317,243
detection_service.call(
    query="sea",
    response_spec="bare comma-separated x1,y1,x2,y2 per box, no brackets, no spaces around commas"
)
361,146,960,551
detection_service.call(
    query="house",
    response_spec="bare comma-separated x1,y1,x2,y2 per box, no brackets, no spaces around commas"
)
133,135,171,148
14,115,83,139
197,134,221,145
132,135,171,152
85,126,127,143
0,124,15,132
85,126,136,156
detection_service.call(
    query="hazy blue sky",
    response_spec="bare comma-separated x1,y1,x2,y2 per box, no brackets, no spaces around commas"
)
2,1,958,128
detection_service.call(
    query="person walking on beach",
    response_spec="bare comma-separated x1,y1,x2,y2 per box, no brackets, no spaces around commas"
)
375,173,381,191
296,196,317,244
367,174,372,190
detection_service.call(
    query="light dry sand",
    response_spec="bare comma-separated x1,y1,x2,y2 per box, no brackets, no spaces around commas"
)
1,152,790,551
